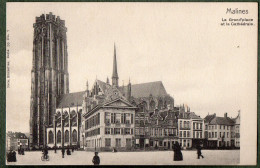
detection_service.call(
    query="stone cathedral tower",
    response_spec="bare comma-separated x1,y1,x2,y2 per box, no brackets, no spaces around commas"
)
29,13,69,148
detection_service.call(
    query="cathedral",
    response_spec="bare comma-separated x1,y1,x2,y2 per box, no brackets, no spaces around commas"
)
29,13,175,150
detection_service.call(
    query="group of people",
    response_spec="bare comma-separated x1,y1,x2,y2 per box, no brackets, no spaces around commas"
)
7,150,17,162
61,146,75,158
173,142,204,161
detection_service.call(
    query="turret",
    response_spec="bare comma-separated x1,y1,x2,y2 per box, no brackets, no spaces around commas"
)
127,78,131,101
106,77,110,85
86,80,89,97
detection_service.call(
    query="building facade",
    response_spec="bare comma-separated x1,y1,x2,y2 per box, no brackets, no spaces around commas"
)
232,111,240,148
178,107,204,148
83,98,136,151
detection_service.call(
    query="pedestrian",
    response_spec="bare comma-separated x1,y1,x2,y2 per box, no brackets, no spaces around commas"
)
7,150,13,162
67,148,71,155
92,152,100,165
196,143,204,159
173,142,183,161
21,148,25,155
112,148,117,153
62,148,65,158
72,146,74,152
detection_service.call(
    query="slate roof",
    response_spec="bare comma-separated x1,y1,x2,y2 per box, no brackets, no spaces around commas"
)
178,112,202,120
96,80,110,93
120,81,168,98
204,113,216,123
189,112,202,119
57,91,85,108
209,117,235,126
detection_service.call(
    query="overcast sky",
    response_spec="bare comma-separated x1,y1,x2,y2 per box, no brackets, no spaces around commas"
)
6,3,257,133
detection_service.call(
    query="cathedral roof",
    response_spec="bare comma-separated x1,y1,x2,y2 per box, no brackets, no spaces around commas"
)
120,81,168,98
96,80,110,93
57,91,85,108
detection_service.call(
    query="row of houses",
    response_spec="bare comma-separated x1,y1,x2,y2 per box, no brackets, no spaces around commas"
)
81,102,240,151
6,132,29,151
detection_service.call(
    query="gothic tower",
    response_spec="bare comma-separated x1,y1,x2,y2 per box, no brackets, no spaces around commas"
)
112,43,119,87
29,12,69,148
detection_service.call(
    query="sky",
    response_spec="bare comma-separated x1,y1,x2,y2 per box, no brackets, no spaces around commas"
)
6,3,257,134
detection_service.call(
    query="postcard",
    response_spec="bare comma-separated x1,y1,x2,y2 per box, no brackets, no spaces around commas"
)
5,2,257,165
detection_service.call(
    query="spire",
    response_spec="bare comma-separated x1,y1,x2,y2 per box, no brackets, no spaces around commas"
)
112,43,119,87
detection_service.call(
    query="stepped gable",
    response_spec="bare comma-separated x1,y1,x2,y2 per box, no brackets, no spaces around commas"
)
57,91,85,108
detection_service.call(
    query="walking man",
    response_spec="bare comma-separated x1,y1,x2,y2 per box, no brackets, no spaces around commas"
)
196,143,204,159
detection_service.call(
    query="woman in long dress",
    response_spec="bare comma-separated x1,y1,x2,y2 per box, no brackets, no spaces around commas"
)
173,142,183,161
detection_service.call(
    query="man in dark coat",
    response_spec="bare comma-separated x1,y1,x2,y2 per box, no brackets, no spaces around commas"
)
173,142,183,161
196,143,204,159
67,148,71,155
43,147,48,159
9,150,17,162
7,150,13,162
92,152,100,165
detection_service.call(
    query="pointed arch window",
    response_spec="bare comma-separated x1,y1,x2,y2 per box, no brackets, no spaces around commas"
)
150,100,155,111
65,130,69,143
57,130,61,143
48,131,54,144
72,130,77,142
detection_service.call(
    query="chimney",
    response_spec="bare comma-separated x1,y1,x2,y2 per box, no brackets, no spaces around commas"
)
224,113,227,118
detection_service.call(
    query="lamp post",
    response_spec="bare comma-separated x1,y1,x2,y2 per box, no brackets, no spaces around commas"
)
54,113,57,153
